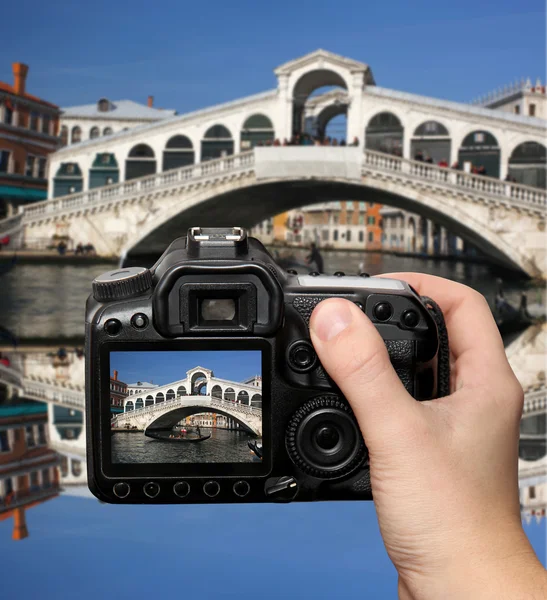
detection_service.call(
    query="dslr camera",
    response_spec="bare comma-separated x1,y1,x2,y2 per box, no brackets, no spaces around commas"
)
86,227,444,504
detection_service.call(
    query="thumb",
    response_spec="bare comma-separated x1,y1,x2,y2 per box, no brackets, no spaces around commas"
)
309,298,419,447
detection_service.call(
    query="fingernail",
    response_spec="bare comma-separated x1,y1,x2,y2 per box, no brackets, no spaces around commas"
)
312,300,353,342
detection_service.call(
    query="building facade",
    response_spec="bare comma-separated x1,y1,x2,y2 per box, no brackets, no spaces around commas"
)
0,63,61,218
59,96,176,147
110,370,128,413
0,399,60,540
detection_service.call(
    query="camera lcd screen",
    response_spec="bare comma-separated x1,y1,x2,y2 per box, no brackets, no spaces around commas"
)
109,350,263,468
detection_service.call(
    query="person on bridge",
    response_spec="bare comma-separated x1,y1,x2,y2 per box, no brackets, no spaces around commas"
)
308,274,547,599
306,242,324,273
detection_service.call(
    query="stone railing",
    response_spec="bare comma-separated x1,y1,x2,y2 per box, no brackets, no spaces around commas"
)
113,393,262,425
21,151,256,222
22,377,85,409
363,149,546,211
0,213,23,236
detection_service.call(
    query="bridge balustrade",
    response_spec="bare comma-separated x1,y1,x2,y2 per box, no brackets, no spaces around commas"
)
363,149,546,210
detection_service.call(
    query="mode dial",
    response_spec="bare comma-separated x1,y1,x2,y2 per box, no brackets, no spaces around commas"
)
92,267,152,302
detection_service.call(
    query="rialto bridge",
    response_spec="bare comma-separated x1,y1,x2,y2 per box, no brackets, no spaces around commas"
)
112,366,262,435
0,49,545,277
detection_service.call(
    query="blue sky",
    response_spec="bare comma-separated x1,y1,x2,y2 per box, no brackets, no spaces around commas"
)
112,350,261,385
0,1,544,113
0,496,544,599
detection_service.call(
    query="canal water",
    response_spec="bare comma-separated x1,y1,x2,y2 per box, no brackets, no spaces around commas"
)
112,428,255,463
0,251,543,339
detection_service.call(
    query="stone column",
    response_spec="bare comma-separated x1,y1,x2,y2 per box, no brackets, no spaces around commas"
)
427,220,435,255
440,227,448,255
277,74,292,141
346,72,365,145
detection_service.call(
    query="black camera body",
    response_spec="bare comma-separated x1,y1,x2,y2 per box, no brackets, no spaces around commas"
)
86,227,440,504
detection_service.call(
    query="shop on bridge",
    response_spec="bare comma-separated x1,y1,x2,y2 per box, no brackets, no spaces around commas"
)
125,144,157,180
508,141,546,189
201,124,234,161
52,163,83,198
365,112,404,155
457,130,501,178
89,153,119,188
410,120,451,163
162,135,195,170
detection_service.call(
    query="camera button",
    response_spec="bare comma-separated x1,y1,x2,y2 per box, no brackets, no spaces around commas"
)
288,341,317,373
402,309,420,328
333,271,345,276
113,482,130,498
104,319,122,336
203,481,220,497
143,482,160,498
131,313,148,329
359,272,371,277
287,269,297,275
233,480,250,498
309,271,320,277
373,302,393,322
173,481,191,498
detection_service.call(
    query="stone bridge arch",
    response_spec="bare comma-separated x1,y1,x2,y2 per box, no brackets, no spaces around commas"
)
120,174,540,277
146,404,257,435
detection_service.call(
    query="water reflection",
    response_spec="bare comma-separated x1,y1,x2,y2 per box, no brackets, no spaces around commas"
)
0,321,545,539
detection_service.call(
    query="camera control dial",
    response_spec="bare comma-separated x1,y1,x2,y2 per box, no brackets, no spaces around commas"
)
92,267,152,302
286,396,367,479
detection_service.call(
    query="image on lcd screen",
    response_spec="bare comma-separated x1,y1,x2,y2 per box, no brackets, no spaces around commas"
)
109,351,262,464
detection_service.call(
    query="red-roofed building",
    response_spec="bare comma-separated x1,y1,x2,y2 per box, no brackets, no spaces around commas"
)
0,63,61,219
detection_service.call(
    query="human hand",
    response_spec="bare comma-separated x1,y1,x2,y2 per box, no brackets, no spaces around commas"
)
309,273,547,600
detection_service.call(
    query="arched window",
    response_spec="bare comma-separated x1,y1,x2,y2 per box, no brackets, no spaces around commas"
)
135,398,144,409
191,372,208,395
407,217,417,253
90,126,100,139
89,153,119,189
411,121,451,164
508,141,546,189
211,385,223,399
103,127,113,136
156,392,164,403
250,393,262,408
125,400,134,412
53,163,83,198
145,396,154,406
177,386,187,397
163,135,194,170
237,390,249,405
201,124,234,161
125,144,156,180
365,112,403,156
458,131,500,178
240,114,274,150
71,126,82,144
166,389,175,401
224,388,235,402
72,460,82,477
60,125,68,146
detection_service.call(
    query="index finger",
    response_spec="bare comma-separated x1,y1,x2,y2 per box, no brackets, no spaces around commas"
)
377,272,512,384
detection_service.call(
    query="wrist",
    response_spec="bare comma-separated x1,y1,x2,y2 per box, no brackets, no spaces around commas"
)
398,524,546,600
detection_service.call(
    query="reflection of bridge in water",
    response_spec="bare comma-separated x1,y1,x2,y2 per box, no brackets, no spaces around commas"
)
116,366,262,436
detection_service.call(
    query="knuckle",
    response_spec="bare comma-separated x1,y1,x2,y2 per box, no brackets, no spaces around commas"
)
329,335,391,385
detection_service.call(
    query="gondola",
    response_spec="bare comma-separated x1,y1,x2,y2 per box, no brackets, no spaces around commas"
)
144,430,211,443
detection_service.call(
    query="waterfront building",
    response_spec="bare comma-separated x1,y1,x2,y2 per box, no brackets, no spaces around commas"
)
126,381,158,396
0,63,61,219
59,96,176,148
110,370,128,413
300,201,368,250
380,206,464,255
0,399,60,540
